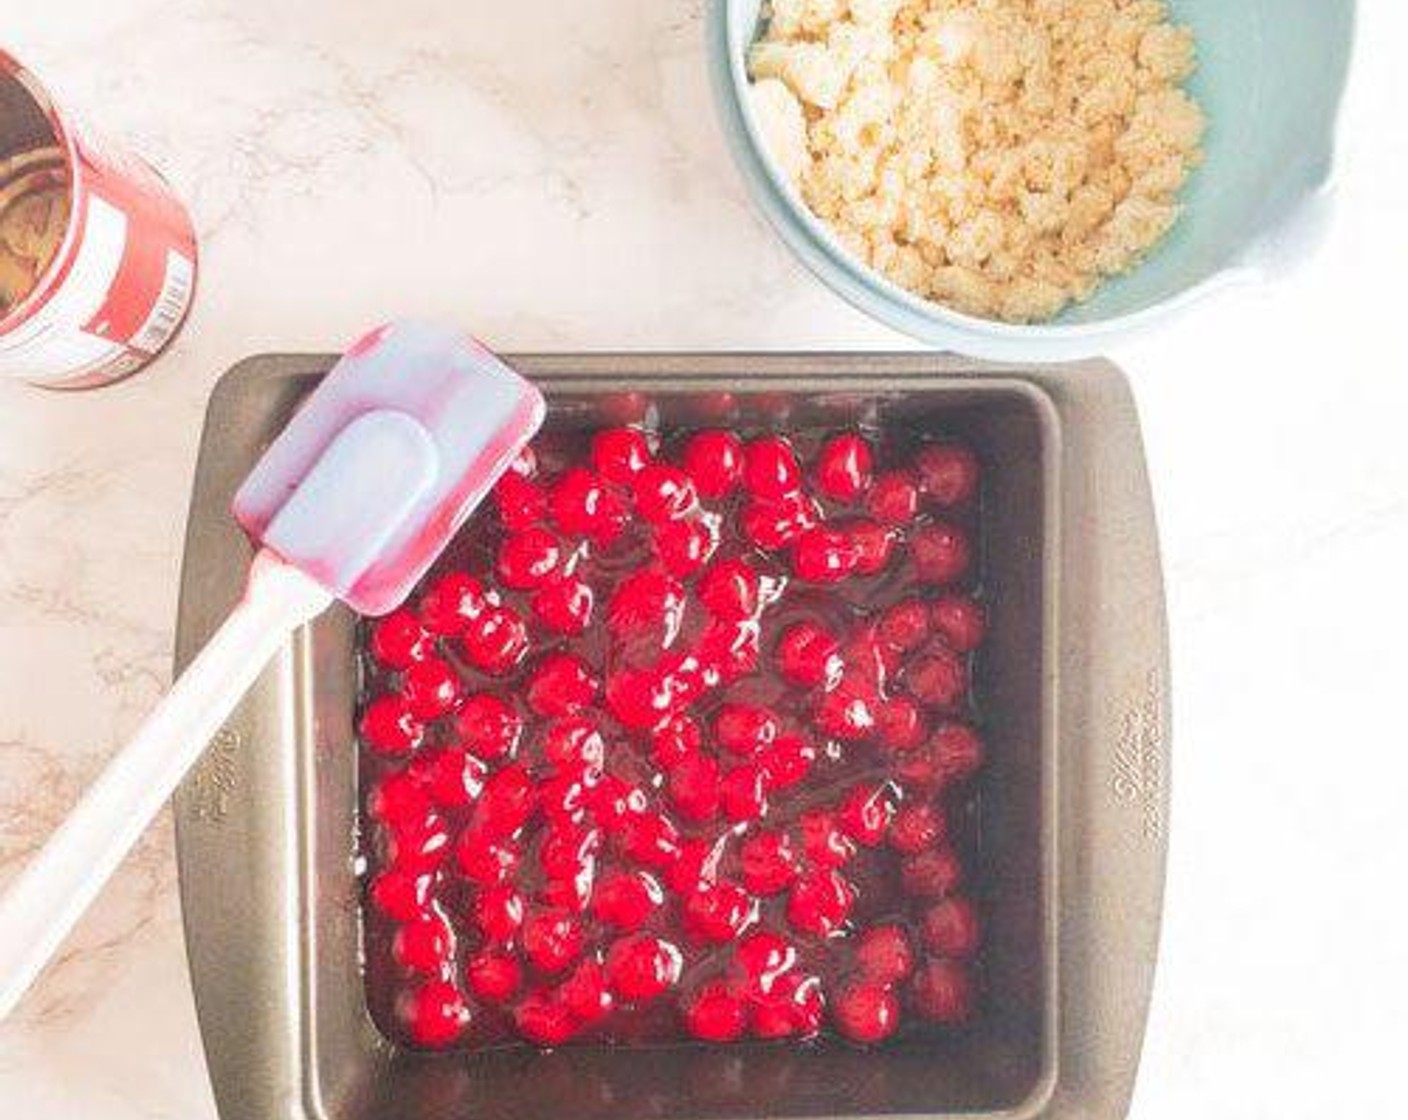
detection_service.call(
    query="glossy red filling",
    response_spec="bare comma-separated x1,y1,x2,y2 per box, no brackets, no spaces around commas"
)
358,420,987,1051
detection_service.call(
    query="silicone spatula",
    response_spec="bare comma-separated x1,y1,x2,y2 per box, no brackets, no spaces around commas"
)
0,321,544,1019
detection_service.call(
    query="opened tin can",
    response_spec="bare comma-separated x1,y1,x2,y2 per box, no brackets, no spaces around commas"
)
0,49,196,388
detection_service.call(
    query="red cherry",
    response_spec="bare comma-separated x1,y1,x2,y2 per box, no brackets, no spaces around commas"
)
542,874,593,916
698,620,761,684
845,623,901,683
597,391,650,425
369,609,431,668
930,595,987,652
392,913,454,974
760,734,816,790
601,661,697,732
461,605,530,675
604,666,671,730
921,897,982,958
875,696,925,750
742,436,803,499
878,598,931,652
591,774,649,834
542,715,607,771
532,575,595,635
814,679,878,741
914,443,979,507
537,823,601,883
720,763,770,823
556,959,614,1023
651,713,702,768
617,811,683,870
798,809,855,868
739,494,818,550
732,930,798,994
692,394,739,420
454,694,522,759
683,430,744,498
493,473,548,532
865,472,919,525
792,527,861,583
903,648,969,709
537,766,599,828
696,558,761,620
849,519,896,575
465,950,521,1002
605,934,683,1002
514,991,579,1045
592,426,653,483
931,722,985,784
833,982,899,1043
522,907,584,974
743,828,799,896
592,869,664,930
911,958,975,1023
361,694,424,756
417,571,489,637
369,866,433,921
775,622,842,688
653,517,718,578
665,837,717,895
382,807,451,870
854,924,914,985
685,980,748,1042
400,657,461,720
551,467,626,543
606,568,685,636
752,970,824,1039
667,752,721,822
474,884,526,941
455,830,520,886
526,652,600,717
901,846,964,899
496,527,563,590
894,740,942,790
889,802,947,854
473,764,537,838
410,746,487,808
837,782,894,847
786,868,855,936
634,464,698,522
367,770,432,826
684,881,755,943
400,979,470,1048
814,434,874,502
911,522,972,585
655,649,712,709
714,703,780,756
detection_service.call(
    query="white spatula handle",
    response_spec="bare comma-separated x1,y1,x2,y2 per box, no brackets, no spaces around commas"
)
0,549,332,1020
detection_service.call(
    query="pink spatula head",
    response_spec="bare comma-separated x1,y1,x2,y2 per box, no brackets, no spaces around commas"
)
234,321,545,615
0,322,543,1021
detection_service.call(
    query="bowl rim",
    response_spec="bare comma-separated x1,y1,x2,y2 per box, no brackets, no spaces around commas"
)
708,0,1357,352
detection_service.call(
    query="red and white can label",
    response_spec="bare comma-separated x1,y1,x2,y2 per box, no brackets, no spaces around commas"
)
0,51,197,388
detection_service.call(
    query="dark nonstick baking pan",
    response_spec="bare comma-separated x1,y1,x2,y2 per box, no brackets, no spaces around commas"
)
173,352,1169,1120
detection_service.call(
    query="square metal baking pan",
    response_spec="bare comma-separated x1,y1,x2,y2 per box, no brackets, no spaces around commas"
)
173,352,1169,1120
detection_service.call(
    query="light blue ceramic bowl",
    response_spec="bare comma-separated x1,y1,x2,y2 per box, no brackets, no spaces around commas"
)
709,0,1356,359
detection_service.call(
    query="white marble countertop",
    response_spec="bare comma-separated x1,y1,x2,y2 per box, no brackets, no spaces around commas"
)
1,1,1405,1117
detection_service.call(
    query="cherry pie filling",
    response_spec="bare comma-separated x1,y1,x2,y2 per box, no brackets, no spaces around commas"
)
358,418,988,1051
